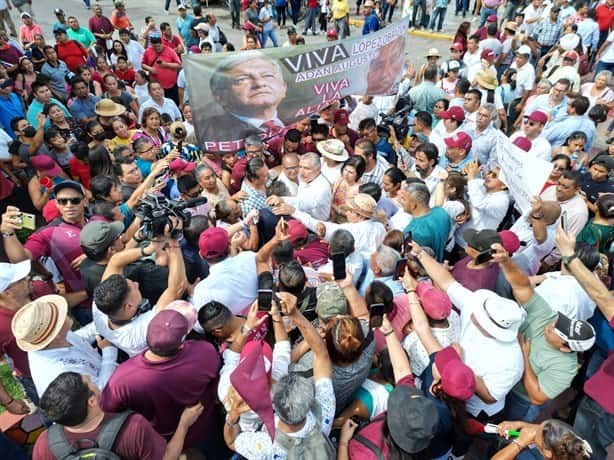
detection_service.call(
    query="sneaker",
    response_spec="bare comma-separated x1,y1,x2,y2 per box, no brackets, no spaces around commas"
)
409,26,416,31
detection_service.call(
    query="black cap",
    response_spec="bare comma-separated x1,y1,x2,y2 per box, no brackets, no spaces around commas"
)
462,229,501,252
53,180,85,196
553,313,595,352
287,26,297,35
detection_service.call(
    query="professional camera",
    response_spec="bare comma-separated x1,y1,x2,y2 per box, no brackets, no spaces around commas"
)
378,95,413,141
135,194,207,240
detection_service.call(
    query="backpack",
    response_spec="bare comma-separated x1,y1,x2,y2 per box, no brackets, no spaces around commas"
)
275,421,336,460
47,411,133,460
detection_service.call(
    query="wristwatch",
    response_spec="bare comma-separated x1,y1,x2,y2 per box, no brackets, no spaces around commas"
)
561,254,578,266
240,325,252,336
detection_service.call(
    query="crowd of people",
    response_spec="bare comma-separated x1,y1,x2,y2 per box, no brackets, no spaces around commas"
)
0,0,613,459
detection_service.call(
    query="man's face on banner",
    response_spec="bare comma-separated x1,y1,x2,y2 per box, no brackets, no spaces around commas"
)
366,37,405,95
221,58,287,118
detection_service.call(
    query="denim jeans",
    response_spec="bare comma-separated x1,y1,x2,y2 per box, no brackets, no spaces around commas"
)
429,6,447,31
574,396,614,460
0,433,27,460
164,0,182,11
412,0,427,28
303,6,319,34
382,1,395,22
291,0,301,24
455,0,468,15
479,6,496,27
595,60,614,75
261,28,279,47
504,391,549,422
231,0,242,27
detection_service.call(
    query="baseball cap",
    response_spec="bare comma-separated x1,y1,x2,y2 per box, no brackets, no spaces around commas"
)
53,25,67,34
177,3,187,9
287,25,297,34
287,219,308,244
386,386,438,453
527,110,548,124
170,158,197,173
80,221,124,254
0,260,31,292
20,12,31,18
563,50,579,61
487,14,498,21
149,32,162,43
516,45,531,56
326,29,338,38
54,8,65,15
364,0,375,7
481,49,496,63
450,43,464,52
499,230,520,254
53,180,85,196
434,346,476,401
439,106,465,122
444,131,472,151
448,60,460,70
316,282,348,320
147,310,189,353
333,109,350,126
31,156,61,177
198,227,229,260
463,228,501,252
416,281,451,320
553,313,596,352
512,136,532,152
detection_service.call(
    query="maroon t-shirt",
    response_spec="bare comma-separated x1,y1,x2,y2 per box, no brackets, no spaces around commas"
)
451,256,500,292
99,340,220,447
33,413,166,460
294,239,330,268
0,307,30,378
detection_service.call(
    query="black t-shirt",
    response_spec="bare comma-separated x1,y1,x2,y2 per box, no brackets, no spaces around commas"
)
581,173,614,204
80,258,168,305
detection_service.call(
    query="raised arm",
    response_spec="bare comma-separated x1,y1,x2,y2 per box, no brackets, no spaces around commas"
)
379,315,412,383
255,216,288,274
1,206,34,262
155,239,188,309
337,272,369,321
492,243,534,305
408,241,456,291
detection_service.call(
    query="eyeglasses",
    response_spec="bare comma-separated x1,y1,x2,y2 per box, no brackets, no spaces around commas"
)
57,197,82,206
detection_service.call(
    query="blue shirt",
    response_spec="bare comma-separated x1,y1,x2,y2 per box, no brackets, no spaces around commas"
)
0,92,25,138
68,95,101,122
41,60,70,99
404,206,451,261
526,94,568,121
358,272,404,296
362,12,379,35
27,98,71,128
438,153,473,173
375,137,396,165
466,124,500,166
176,14,195,45
542,114,596,151
136,157,153,177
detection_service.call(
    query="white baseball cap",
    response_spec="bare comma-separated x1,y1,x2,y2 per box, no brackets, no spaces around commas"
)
516,45,532,56
0,260,31,292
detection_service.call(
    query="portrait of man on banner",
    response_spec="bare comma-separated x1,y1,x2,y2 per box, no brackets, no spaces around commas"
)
202,51,289,143
365,35,406,95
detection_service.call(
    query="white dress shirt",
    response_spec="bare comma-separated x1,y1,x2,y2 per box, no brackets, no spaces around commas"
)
320,160,342,185
510,213,557,275
277,171,299,196
459,179,510,247
509,131,552,162
287,173,332,221
138,97,182,121
535,271,596,321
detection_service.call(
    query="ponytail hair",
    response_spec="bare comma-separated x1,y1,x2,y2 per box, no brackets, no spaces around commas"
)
325,316,365,365
542,419,592,460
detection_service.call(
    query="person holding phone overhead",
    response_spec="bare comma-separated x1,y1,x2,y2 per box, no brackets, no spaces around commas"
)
451,229,503,292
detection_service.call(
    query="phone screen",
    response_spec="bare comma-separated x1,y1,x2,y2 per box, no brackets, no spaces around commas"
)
475,249,494,265
369,303,385,329
332,252,346,280
404,231,413,255
258,289,273,311
393,258,407,280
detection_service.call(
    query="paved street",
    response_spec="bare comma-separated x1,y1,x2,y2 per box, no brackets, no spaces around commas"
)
26,0,467,64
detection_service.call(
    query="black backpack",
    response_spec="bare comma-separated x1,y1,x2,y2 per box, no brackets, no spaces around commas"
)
46,412,132,460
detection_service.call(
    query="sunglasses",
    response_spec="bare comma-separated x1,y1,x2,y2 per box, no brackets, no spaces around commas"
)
57,197,82,205
523,119,537,126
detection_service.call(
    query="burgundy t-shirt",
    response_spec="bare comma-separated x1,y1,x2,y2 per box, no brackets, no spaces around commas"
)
0,307,30,378
33,413,166,460
99,340,220,447
451,256,500,292
294,239,330,268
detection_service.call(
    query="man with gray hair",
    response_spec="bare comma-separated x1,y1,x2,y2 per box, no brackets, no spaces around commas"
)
200,51,288,143
399,180,451,262
317,229,364,285
359,245,404,295
466,103,502,167
267,152,333,221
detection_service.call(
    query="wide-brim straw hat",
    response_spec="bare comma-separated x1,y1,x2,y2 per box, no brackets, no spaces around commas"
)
317,139,349,162
12,294,68,352
95,99,125,117
346,193,377,218
476,71,498,90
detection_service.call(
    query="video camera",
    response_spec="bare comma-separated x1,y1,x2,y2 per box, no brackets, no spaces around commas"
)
378,95,413,141
135,194,207,240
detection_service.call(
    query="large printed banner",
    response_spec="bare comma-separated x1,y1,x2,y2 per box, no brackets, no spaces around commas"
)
496,136,552,213
183,17,410,153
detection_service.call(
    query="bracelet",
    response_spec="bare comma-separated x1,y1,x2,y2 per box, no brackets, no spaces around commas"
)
272,319,282,323
1,232,15,238
383,329,395,336
512,440,523,453
406,289,416,294
140,245,148,257
2,397,14,406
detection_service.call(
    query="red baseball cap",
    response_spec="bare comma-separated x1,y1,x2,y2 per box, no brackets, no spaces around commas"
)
563,50,578,61
487,14,498,22
434,346,476,401
480,48,496,63
416,281,451,320
527,110,548,124
170,158,197,173
333,109,350,126
31,155,61,177
499,230,521,255
438,106,465,123
146,309,188,353
512,136,532,152
198,227,229,260
444,131,472,151
326,28,338,38
287,219,308,244
450,42,463,52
